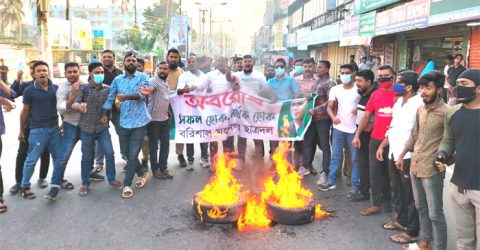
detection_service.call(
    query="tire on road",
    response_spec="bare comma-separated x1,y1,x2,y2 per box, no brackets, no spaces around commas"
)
266,198,315,225
192,192,246,224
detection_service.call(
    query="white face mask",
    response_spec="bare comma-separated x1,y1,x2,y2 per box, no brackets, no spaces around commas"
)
275,67,285,76
340,74,352,84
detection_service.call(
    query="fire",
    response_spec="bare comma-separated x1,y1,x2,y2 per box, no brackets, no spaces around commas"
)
264,141,312,208
237,195,271,232
196,152,243,222
315,204,329,220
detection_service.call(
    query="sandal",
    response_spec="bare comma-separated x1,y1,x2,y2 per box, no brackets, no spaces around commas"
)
0,199,7,213
391,232,417,244
135,172,150,189
60,180,75,190
109,180,124,189
79,186,89,196
122,186,133,198
384,221,407,231
21,188,36,200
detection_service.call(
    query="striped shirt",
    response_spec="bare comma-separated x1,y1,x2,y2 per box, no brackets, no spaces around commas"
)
148,75,170,122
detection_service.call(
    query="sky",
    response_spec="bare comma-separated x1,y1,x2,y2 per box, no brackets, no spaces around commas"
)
48,0,267,54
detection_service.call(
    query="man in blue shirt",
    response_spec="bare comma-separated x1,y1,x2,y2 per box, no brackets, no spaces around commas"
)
264,58,302,155
102,53,151,198
19,61,62,200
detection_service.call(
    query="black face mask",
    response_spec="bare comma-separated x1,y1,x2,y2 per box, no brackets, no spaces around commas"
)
456,86,477,103
377,77,393,83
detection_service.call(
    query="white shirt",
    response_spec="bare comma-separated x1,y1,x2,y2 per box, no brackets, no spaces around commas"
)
204,69,232,94
177,70,207,93
387,94,423,160
328,84,360,133
443,64,452,88
233,70,266,95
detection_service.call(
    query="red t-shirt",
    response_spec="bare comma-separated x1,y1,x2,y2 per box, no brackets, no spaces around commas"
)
365,88,395,140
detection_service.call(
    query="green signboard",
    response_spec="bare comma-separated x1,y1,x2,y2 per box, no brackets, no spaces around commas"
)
428,0,480,26
359,11,376,37
430,0,479,15
354,0,402,14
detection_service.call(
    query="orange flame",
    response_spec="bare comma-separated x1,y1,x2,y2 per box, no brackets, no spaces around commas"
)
237,195,271,232
207,206,228,219
264,141,312,208
315,204,329,220
198,152,242,205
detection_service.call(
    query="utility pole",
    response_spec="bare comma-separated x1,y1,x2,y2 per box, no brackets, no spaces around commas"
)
199,9,207,52
134,0,137,26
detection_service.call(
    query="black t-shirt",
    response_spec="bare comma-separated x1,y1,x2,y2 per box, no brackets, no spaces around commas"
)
447,65,467,87
450,107,480,190
103,67,123,86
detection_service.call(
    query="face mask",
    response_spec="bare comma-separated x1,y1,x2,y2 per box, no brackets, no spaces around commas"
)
340,74,352,84
275,67,285,76
294,66,304,74
393,83,406,95
378,77,394,88
93,74,104,84
456,86,477,103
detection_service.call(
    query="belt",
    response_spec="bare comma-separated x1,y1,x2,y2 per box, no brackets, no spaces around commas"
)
458,187,467,194
38,120,58,128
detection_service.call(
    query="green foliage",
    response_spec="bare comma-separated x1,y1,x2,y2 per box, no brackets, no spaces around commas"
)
0,0,24,36
116,26,156,52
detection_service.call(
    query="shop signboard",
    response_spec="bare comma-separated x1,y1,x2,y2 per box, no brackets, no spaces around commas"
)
360,11,376,37
428,0,480,26
296,27,310,51
93,30,105,50
72,17,93,50
375,0,430,36
340,15,371,46
286,32,296,48
354,0,402,15
48,18,70,47
274,19,285,51
307,21,340,46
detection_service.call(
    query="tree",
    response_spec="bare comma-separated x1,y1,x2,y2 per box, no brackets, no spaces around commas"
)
0,0,24,37
116,27,156,52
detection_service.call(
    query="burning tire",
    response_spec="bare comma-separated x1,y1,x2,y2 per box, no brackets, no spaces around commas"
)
192,192,246,224
266,198,315,225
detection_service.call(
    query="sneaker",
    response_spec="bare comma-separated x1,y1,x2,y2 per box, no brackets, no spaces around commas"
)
200,157,210,168
37,178,48,189
93,163,103,173
317,172,328,186
9,183,20,195
178,154,187,168
297,166,310,176
349,192,369,202
309,168,318,176
44,187,59,201
89,172,105,182
318,183,336,191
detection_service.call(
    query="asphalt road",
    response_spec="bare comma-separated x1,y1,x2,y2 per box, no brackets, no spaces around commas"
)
0,98,457,250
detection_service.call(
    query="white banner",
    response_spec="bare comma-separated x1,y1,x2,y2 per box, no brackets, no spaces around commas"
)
168,91,315,143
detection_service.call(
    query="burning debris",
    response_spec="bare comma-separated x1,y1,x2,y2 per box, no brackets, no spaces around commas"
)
193,140,328,230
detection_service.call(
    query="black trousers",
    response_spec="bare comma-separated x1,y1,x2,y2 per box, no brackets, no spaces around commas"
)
302,120,332,173
369,138,391,207
357,131,371,199
388,158,419,237
15,127,50,184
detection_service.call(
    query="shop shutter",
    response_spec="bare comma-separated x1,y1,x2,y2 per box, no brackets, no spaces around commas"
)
468,28,480,69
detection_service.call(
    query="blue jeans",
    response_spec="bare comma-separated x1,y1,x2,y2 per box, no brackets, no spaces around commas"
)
327,128,359,188
21,126,62,189
121,126,147,187
50,123,80,187
147,121,170,172
411,172,447,250
80,129,116,186
94,141,104,165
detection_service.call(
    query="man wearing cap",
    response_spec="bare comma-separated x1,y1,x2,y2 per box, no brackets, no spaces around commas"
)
436,69,480,250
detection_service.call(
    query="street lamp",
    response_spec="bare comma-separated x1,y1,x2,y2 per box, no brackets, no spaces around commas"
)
195,2,227,52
